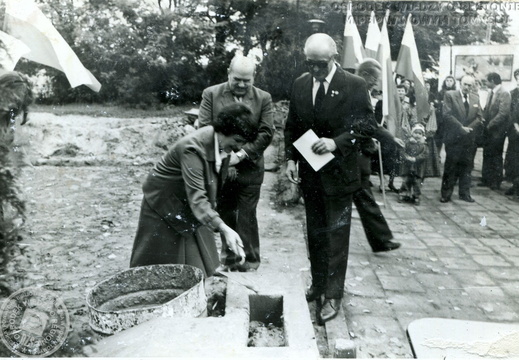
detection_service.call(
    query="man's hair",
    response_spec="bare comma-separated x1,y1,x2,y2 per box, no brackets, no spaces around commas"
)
396,84,407,90
514,69,519,80
212,103,258,143
228,54,257,74
487,72,502,85
304,33,338,58
356,59,382,77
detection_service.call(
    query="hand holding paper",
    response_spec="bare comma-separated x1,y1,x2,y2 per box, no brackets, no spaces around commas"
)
293,129,335,171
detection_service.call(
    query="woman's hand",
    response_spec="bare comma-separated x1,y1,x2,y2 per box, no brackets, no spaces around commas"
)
218,223,245,264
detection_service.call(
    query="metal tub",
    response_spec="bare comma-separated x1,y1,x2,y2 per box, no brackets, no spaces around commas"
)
86,264,206,335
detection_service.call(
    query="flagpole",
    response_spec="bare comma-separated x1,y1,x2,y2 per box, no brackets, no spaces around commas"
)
376,139,387,207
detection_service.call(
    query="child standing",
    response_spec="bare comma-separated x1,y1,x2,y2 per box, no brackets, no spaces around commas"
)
399,123,429,205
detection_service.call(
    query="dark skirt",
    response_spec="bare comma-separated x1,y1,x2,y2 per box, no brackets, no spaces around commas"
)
423,137,442,178
505,132,519,181
130,198,220,277
372,141,401,178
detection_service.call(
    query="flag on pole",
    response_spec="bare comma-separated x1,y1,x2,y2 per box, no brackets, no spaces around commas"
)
4,0,101,92
0,30,30,71
376,13,401,137
364,11,380,59
395,14,428,123
341,1,364,70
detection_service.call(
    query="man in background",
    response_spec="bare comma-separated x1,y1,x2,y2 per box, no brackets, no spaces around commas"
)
440,75,484,203
479,72,511,190
354,59,402,252
198,55,274,272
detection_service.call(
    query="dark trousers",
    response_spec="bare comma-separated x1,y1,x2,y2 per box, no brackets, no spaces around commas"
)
441,143,476,199
300,164,352,299
219,181,262,268
354,153,393,251
482,134,507,187
403,173,422,196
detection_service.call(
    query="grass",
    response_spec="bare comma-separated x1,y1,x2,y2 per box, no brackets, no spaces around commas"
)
31,103,197,118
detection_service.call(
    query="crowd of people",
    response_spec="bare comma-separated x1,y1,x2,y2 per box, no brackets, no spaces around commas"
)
128,32,519,326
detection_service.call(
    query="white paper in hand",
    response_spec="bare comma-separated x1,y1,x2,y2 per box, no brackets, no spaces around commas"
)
293,129,335,171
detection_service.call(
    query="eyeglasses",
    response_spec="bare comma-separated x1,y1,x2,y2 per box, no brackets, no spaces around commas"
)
305,59,329,69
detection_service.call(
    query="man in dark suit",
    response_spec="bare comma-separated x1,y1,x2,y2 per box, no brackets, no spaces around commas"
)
440,75,485,203
199,55,274,272
479,72,511,190
354,59,402,252
285,33,377,324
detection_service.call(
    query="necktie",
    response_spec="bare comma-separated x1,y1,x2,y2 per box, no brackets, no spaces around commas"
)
464,94,469,116
314,80,325,114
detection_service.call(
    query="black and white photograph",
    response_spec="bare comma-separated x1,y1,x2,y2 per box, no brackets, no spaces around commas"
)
1,0,519,358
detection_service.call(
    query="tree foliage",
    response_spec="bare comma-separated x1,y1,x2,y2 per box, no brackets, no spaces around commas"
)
9,0,512,105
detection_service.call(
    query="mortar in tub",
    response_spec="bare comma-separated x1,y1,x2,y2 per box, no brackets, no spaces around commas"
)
86,264,206,335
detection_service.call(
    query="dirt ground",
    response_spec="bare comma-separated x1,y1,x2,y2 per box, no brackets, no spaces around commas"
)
0,109,311,357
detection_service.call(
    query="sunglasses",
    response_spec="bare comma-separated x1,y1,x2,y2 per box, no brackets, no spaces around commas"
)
305,59,329,69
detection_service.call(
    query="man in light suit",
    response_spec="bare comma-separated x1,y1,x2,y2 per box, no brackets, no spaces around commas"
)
440,75,485,203
285,33,377,324
479,72,511,190
198,55,274,272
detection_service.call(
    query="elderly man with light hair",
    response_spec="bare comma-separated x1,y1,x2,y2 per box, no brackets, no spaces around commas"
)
285,34,378,324
198,54,274,272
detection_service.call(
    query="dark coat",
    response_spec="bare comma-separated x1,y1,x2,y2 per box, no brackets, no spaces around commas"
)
442,90,484,146
130,126,225,276
483,85,511,143
284,67,377,194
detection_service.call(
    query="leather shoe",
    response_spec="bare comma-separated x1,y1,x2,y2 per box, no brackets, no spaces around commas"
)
459,195,475,203
305,286,323,302
319,298,341,324
388,183,399,193
477,182,488,187
505,187,516,196
373,240,401,253
490,184,501,190
440,197,450,203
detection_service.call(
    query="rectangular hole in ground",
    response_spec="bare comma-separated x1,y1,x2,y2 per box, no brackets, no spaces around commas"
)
248,294,286,347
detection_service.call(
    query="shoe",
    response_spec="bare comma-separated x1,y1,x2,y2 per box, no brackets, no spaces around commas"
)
459,195,475,203
388,183,399,193
214,264,231,274
477,182,488,187
413,197,420,206
373,240,401,253
319,298,341,324
440,197,450,203
305,286,323,302
233,262,257,272
490,184,501,190
398,195,411,203
505,187,516,196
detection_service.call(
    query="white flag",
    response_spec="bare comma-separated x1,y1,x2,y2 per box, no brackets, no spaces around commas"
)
4,0,101,92
0,30,30,71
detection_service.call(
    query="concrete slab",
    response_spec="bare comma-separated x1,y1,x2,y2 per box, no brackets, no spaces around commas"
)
83,272,320,358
